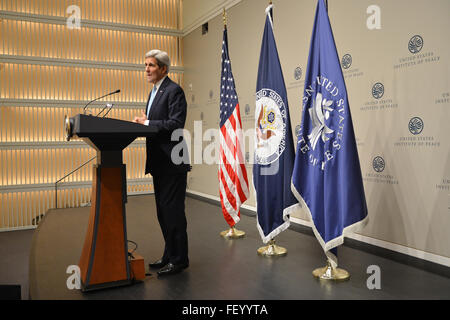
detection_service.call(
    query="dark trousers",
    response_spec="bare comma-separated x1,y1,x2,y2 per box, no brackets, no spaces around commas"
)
153,172,188,265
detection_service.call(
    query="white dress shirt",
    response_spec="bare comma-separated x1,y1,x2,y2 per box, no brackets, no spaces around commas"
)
144,75,167,126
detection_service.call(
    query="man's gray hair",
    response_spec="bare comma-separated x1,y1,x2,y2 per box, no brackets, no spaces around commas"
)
145,49,170,73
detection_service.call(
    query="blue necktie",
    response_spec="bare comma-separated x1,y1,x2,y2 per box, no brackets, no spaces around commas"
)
147,86,157,118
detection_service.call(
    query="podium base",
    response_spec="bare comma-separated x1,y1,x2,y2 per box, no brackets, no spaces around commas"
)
81,279,132,293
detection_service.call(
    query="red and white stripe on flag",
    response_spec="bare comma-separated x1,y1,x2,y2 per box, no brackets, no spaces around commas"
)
219,103,249,227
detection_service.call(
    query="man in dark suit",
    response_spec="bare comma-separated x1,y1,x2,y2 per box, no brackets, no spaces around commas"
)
133,49,190,276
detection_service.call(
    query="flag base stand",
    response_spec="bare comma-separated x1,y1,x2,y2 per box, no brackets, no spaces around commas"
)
257,239,287,257
220,226,245,239
312,262,350,281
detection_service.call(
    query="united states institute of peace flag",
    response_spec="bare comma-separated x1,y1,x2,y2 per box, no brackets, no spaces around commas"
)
254,4,299,243
219,26,249,227
291,0,368,268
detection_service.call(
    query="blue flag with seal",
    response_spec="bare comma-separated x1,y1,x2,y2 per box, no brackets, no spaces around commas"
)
291,0,368,268
254,4,300,243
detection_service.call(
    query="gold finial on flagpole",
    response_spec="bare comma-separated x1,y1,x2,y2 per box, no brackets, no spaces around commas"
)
223,7,227,28
267,1,273,21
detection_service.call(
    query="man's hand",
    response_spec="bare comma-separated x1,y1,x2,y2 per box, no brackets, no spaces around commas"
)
133,112,148,125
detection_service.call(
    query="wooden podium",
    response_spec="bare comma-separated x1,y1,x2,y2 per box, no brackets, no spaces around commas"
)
65,114,157,291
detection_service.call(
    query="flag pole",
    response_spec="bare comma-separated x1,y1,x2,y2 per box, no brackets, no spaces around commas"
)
312,259,350,281
257,239,287,257
291,0,356,281
255,0,289,258
220,226,245,239
223,7,227,29
312,0,350,282
219,7,246,240
312,245,350,281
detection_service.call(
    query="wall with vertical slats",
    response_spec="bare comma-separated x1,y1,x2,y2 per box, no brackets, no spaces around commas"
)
0,0,183,230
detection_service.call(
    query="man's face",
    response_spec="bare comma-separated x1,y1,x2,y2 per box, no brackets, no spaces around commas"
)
145,57,166,84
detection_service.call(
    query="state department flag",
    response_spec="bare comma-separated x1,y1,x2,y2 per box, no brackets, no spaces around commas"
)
254,4,299,243
291,0,368,268
219,26,249,227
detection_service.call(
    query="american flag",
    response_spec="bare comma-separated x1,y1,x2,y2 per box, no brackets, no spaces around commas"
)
219,27,249,227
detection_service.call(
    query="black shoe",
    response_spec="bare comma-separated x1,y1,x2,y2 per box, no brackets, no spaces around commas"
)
149,259,168,269
157,262,189,277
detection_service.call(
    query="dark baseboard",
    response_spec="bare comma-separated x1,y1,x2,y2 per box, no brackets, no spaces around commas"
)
342,237,450,278
186,191,450,279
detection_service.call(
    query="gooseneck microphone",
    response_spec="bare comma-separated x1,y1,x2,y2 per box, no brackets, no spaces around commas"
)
83,89,120,114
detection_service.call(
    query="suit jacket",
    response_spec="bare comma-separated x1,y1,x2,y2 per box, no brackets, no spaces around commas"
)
145,77,190,176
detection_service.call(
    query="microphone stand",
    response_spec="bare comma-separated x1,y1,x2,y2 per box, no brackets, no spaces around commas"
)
96,103,112,117
102,104,114,118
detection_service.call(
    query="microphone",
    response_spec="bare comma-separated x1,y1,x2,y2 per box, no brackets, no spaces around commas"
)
101,103,114,118
96,103,112,117
83,89,120,114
